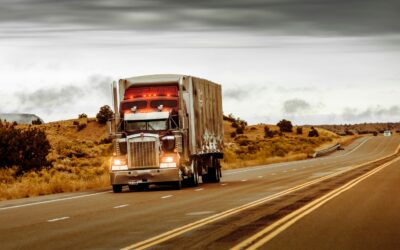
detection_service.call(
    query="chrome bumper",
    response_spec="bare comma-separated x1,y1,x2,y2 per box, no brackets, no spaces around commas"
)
110,168,181,185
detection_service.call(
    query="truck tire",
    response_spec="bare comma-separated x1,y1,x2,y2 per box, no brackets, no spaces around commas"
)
188,160,199,187
173,181,182,190
128,185,137,192
112,185,122,193
207,167,220,183
206,157,220,183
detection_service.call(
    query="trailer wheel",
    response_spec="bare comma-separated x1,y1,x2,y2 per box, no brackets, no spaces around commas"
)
188,160,199,187
112,185,122,193
202,174,208,183
208,158,220,183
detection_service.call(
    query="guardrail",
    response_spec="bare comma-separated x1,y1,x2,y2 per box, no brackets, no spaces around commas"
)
313,143,341,158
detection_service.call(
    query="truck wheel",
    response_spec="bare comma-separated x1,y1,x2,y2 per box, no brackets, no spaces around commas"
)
112,185,122,193
173,181,182,190
207,167,220,183
128,185,139,192
202,174,209,183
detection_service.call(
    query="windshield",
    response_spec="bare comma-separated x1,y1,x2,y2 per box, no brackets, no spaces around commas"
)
125,119,167,131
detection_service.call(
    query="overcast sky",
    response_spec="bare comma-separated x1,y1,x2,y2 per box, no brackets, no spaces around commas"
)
0,0,399,125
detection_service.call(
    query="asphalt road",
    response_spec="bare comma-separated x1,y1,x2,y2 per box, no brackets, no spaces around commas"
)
0,135,399,250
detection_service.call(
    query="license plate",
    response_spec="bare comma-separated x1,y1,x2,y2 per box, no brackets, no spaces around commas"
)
128,180,141,185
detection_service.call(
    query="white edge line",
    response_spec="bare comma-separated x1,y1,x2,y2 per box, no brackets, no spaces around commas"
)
0,191,112,211
114,204,129,209
47,216,70,222
195,188,204,192
161,195,173,199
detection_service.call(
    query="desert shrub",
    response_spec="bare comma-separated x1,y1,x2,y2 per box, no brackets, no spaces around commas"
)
345,130,354,136
264,126,274,138
237,138,251,146
73,120,79,126
296,127,303,135
32,118,43,125
96,105,113,124
230,131,237,138
223,114,236,123
308,127,320,137
77,123,87,131
0,122,50,173
231,122,239,128
78,113,88,119
236,126,244,134
277,119,293,133
373,131,378,136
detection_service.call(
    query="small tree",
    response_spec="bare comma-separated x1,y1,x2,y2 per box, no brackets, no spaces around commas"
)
277,119,293,133
32,118,43,125
78,113,88,119
96,105,113,124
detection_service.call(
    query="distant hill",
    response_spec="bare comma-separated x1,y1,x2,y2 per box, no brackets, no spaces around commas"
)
317,122,400,136
0,113,44,124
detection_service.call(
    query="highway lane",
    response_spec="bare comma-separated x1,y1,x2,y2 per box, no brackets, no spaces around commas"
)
256,150,400,250
0,135,399,250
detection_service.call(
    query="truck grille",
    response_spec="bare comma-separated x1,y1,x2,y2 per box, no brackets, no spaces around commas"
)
128,139,159,168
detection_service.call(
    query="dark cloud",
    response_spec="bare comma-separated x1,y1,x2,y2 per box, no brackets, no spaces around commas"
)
342,106,400,121
283,98,311,114
223,85,267,100
14,75,112,113
0,0,399,37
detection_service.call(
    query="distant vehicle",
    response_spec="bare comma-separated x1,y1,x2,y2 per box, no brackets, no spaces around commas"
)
384,130,392,137
108,74,224,192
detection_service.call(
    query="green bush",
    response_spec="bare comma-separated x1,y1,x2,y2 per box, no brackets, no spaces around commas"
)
78,113,88,119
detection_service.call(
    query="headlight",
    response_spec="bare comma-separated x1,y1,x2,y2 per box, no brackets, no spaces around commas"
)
111,156,128,171
161,156,174,163
160,154,178,168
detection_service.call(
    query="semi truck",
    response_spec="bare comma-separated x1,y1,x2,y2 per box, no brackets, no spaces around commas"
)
109,74,224,192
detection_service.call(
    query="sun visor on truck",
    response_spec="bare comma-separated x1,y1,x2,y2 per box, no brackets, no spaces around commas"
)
124,111,170,121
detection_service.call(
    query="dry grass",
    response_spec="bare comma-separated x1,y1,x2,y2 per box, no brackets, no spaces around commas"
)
221,122,339,170
0,118,112,201
1,118,343,200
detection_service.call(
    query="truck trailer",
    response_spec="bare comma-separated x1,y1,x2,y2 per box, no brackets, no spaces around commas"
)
109,74,224,192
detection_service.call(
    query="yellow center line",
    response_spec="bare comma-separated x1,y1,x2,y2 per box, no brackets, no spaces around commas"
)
232,156,400,250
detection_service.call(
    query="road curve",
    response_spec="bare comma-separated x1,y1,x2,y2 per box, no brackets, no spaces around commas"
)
0,135,399,250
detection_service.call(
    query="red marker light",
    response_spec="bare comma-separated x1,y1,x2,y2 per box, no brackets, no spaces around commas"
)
166,93,171,97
